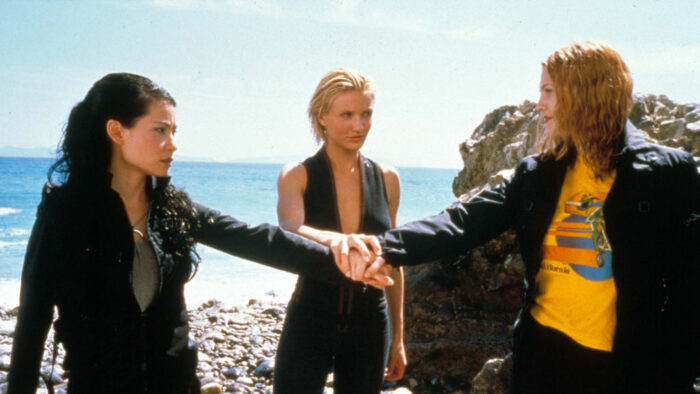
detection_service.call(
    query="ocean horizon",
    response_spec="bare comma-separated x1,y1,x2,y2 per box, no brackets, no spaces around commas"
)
0,156,459,308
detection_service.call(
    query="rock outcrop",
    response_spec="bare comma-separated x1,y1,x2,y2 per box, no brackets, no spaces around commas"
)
401,95,699,393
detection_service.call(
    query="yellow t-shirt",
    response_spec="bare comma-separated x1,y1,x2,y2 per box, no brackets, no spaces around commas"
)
530,158,617,351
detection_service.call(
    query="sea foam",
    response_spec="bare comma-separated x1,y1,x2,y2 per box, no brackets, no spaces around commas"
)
0,241,27,249
0,208,20,216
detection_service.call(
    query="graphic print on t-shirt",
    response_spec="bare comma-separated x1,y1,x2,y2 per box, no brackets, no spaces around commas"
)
531,158,617,351
544,191,612,281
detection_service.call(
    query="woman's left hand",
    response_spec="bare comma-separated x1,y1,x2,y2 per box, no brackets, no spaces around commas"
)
385,339,407,381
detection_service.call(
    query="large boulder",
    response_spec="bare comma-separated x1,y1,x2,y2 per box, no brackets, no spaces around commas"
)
402,95,699,393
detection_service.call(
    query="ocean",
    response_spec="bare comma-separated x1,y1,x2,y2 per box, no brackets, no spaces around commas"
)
0,157,458,307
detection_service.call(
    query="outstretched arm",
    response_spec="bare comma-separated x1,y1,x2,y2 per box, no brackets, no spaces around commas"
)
378,170,518,267
193,201,361,286
354,167,521,280
8,188,57,393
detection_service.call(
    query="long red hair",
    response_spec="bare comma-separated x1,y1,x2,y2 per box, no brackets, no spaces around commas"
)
539,41,634,177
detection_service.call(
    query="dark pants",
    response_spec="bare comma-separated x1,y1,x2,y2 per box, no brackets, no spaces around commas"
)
511,314,614,394
273,301,390,394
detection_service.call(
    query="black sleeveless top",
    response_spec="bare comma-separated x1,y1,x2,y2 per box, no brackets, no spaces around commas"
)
292,149,392,317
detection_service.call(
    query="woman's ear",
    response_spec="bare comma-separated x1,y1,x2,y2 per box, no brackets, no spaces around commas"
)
106,119,124,145
318,113,327,128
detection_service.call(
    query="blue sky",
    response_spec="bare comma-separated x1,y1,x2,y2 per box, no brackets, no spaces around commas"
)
1,0,698,168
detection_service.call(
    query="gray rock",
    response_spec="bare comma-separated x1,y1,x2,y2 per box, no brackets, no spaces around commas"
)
248,336,263,347
262,307,285,320
0,344,11,356
687,121,700,134
0,355,10,370
223,366,247,380
470,353,512,393
224,382,250,393
0,321,14,337
200,376,219,385
253,359,274,378
39,369,62,385
236,376,254,385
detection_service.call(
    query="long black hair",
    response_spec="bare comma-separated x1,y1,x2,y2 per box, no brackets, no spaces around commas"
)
49,73,175,185
49,73,201,278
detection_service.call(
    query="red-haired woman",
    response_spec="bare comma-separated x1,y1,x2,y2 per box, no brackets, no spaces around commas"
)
350,42,699,393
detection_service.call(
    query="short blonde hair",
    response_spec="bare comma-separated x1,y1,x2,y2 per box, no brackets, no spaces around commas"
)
539,41,633,177
308,68,375,144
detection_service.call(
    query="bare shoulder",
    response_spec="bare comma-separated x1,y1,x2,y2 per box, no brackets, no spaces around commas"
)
278,162,307,192
377,163,400,190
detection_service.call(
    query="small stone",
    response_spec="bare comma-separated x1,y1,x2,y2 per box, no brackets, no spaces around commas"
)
236,376,254,385
200,376,218,385
408,378,418,388
198,351,212,362
248,336,263,347
253,359,274,378
686,121,700,134
200,382,223,394
0,321,14,337
223,366,246,379
225,382,250,393
39,369,63,384
0,344,11,356
262,307,285,320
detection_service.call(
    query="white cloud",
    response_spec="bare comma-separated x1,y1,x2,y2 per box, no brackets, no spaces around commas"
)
147,0,283,17
320,2,491,41
145,0,492,42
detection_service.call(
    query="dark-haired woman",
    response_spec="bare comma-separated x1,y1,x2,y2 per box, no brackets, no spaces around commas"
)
7,73,392,394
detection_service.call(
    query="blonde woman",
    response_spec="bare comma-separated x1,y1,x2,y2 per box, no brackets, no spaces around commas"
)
273,69,406,393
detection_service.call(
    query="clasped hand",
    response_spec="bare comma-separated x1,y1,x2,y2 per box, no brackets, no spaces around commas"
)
329,234,390,288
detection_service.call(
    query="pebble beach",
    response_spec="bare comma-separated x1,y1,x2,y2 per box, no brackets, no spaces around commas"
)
0,298,414,394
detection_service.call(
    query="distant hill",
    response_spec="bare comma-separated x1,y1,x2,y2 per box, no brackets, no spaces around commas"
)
0,146,55,158
0,146,302,164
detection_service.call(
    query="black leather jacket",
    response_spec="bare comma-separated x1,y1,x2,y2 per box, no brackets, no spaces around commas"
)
379,124,699,392
8,175,349,394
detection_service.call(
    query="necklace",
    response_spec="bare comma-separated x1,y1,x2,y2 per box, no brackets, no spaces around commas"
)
131,207,149,240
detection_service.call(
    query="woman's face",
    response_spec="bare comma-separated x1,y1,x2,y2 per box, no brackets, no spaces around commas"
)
119,100,177,178
319,89,373,152
536,67,557,137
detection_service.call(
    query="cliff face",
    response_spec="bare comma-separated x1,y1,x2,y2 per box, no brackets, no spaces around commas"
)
402,95,699,393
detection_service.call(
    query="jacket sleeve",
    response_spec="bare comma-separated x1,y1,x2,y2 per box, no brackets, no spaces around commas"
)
378,166,521,267
8,187,57,394
192,202,352,286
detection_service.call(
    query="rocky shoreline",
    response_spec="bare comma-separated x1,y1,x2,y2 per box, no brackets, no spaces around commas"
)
0,300,417,394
